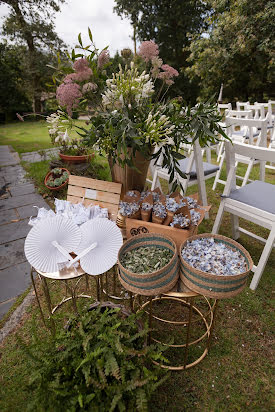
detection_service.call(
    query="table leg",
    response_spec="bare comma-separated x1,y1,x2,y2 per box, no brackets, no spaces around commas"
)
183,296,194,369
207,299,219,350
41,276,56,335
30,267,46,327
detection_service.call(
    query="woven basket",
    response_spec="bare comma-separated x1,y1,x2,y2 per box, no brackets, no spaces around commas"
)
118,233,179,296
179,233,253,299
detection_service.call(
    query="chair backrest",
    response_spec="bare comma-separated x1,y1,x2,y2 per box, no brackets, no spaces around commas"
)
236,101,249,111
225,141,275,164
255,102,273,126
218,103,232,111
244,103,265,119
225,116,268,145
67,175,122,221
225,109,253,118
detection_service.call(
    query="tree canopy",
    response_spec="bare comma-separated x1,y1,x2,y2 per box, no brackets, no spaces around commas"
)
0,0,65,111
114,0,210,103
187,0,275,101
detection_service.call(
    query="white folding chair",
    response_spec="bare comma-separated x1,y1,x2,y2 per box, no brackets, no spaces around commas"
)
216,109,254,163
212,117,268,190
212,141,275,290
236,101,250,111
151,139,219,217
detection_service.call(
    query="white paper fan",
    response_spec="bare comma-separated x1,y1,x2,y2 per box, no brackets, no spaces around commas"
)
24,215,81,273
75,218,123,275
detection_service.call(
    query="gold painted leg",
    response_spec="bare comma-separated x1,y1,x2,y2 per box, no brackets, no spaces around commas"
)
41,276,55,335
30,267,46,327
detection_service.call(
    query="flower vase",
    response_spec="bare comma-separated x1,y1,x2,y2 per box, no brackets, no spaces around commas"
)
108,149,151,197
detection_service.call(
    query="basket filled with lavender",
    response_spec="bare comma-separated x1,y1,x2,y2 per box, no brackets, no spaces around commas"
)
180,234,253,298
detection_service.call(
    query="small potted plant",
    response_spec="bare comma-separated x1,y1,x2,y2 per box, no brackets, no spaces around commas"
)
44,167,70,191
46,118,93,163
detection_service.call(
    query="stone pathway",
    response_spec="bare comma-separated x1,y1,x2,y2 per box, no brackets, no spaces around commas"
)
0,146,50,319
21,147,60,163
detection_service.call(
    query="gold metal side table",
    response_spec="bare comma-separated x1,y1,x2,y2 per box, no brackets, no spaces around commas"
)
30,265,95,334
135,280,219,371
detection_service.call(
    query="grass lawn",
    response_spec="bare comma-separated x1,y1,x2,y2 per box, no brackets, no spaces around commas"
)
0,159,274,411
0,119,87,154
0,121,274,411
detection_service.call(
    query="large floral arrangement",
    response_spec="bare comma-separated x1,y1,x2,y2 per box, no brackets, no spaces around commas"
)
48,30,227,190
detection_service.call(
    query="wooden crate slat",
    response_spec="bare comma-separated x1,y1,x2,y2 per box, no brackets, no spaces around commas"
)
67,185,121,205
67,195,118,221
68,175,121,194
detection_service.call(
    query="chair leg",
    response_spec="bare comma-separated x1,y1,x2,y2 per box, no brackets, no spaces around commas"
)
250,226,275,290
231,215,240,239
151,170,158,191
212,153,224,190
212,201,226,234
242,160,254,186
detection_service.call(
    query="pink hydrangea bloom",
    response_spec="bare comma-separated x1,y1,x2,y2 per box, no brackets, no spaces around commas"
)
158,64,179,85
98,50,110,68
73,58,90,72
138,40,159,62
161,64,179,78
82,82,98,93
56,80,82,116
64,73,77,82
74,69,93,82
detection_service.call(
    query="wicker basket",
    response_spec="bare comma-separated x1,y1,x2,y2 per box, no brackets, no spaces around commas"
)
118,233,179,296
179,233,253,299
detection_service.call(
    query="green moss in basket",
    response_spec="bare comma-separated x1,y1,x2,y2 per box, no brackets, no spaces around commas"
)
121,246,173,274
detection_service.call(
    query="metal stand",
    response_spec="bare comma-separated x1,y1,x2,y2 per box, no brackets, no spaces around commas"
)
135,283,219,371
30,266,93,333
101,266,130,301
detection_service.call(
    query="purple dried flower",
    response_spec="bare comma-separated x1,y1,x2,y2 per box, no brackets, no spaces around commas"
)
16,113,24,122
98,50,110,69
73,58,89,72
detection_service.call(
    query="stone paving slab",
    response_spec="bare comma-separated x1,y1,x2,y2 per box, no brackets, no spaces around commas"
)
21,147,59,163
0,146,20,167
0,262,31,302
0,208,18,225
0,239,26,270
0,219,30,244
17,201,50,219
9,183,35,197
0,298,16,319
0,192,45,211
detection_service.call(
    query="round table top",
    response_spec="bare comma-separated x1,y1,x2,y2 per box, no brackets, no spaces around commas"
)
35,264,86,280
164,279,198,298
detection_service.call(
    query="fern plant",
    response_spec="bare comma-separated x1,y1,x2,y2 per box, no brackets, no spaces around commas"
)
20,306,168,412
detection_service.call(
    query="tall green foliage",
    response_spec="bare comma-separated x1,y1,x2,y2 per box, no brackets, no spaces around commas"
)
1,0,65,111
0,42,31,120
19,307,168,411
187,0,275,101
114,0,210,103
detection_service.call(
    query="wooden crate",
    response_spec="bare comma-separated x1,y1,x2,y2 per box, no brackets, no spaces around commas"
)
126,204,210,252
67,175,122,221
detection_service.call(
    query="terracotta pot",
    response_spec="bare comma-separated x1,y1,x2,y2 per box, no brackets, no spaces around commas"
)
59,152,93,164
44,168,70,191
108,149,152,197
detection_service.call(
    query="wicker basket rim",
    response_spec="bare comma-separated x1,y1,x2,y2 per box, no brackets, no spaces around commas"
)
179,233,253,279
118,232,177,277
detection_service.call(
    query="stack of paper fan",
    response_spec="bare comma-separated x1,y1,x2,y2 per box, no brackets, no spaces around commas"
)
24,216,81,273
75,218,123,275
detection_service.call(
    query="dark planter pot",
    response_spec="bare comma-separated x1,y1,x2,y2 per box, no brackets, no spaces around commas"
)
108,149,152,197
59,153,93,164
44,168,70,191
